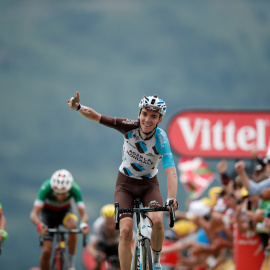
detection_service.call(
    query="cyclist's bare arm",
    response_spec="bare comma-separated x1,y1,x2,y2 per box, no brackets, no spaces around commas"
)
30,205,43,226
68,91,101,123
30,205,48,235
0,213,6,230
165,166,178,211
77,207,90,234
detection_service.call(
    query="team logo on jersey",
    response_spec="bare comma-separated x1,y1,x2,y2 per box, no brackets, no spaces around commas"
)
122,119,138,125
126,150,154,165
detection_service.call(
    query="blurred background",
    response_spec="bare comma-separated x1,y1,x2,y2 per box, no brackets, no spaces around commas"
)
1,0,270,269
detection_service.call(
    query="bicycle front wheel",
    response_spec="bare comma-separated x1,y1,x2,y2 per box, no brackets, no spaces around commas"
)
50,250,69,270
60,251,69,270
142,239,153,270
131,243,139,270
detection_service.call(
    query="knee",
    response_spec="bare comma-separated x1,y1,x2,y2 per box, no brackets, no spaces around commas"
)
42,248,52,260
152,217,163,231
64,219,77,230
120,225,133,242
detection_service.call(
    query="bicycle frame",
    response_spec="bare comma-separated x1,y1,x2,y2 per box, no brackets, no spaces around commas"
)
51,229,69,270
132,209,151,270
40,227,86,270
115,198,175,270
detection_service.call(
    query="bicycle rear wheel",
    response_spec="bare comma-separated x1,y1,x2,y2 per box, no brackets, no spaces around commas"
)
142,239,153,270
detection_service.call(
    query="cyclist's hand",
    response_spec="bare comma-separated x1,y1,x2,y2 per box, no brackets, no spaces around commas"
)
37,223,47,236
68,91,81,111
166,198,178,211
80,222,90,235
0,229,8,242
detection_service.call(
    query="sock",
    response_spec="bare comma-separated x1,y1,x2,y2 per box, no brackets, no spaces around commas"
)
152,249,161,264
69,254,75,267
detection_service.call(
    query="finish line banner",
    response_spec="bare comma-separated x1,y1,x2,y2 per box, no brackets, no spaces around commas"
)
167,110,270,158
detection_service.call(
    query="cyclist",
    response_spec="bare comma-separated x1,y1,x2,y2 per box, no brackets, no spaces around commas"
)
83,204,120,270
30,169,90,270
68,92,178,270
0,202,8,244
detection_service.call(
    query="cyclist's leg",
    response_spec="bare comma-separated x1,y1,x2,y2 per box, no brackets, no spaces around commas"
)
119,217,133,269
115,172,136,269
148,211,164,249
143,177,164,266
40,240,53,270
39,208,57,270
63,212,78,255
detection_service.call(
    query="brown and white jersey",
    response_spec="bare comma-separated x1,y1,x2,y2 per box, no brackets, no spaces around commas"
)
100,116,175,180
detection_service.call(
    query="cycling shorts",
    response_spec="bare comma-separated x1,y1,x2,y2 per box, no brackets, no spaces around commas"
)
114,171,163,220
41,206,77,241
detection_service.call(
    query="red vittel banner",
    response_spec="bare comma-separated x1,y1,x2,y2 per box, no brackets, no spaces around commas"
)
167,110,270,158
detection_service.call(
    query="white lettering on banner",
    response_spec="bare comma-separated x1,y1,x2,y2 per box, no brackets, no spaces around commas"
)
237,126,256,150
225,121,237,151
176,117,269,152
176,117,202,149
213,120,224,150
256,119,266,150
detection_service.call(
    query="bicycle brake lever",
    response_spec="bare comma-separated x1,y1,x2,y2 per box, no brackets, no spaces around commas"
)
115,202,119,230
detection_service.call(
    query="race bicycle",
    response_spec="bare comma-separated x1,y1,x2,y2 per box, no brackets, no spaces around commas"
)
40,227,87,270
115,198,175,270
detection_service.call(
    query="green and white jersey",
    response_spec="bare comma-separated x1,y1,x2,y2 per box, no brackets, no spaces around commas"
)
34,179,85,210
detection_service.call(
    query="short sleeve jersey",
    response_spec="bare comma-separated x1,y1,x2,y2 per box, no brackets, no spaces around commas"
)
100,116,175,180
34,179,85,210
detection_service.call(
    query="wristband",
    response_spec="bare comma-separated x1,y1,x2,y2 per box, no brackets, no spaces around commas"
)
76,104,81,111
0,229,8,241
37,223,44,232
80,222,89,230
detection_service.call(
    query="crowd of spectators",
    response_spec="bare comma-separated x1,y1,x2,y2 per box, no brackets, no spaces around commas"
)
161,148,270,270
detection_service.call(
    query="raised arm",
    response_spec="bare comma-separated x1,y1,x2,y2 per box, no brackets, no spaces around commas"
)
68,91,101,123
234,161,250,190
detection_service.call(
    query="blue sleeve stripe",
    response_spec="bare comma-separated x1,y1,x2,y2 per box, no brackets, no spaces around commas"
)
155,129,175,170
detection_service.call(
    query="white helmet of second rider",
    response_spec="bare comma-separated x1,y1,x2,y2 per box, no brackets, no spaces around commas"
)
50,169,74,194
139,95,167,116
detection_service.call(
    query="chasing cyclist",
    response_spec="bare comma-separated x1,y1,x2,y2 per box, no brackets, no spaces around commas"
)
68,92,178,270
83,204,120,270
30,169,90,270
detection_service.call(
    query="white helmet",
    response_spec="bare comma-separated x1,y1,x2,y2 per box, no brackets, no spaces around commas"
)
50,169,74,194
139,95,167,116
